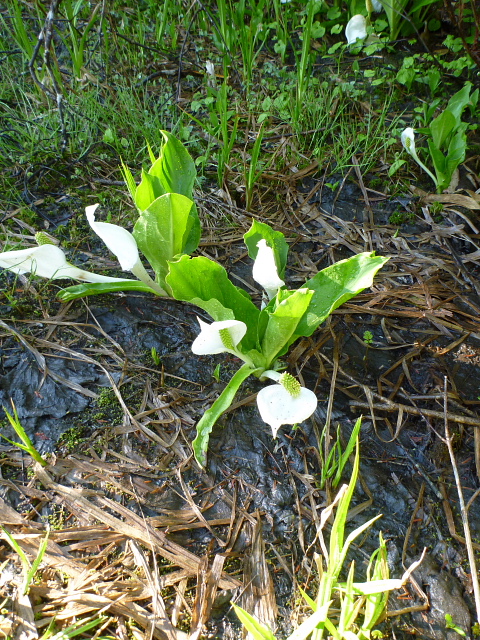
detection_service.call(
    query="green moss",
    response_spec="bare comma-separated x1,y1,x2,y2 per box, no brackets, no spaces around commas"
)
389,209,415,225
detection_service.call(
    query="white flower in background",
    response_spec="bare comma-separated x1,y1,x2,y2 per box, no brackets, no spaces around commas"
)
257,370,317,438
85,204,166,294
371,0,383,11
400,127,438,187
0,242,128,283
252,239,285,300
345,15,368,44
191,318,247,356
400,127,416,155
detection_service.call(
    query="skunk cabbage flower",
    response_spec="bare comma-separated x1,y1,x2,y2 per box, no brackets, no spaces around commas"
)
252,239,285,300
371,0,383,11
86,204,166,295
257,371,317,438
191,318,247,356
400,127,417,156
0,243,128,283
86,204,142,272
345,15,367,44
400,127,438,187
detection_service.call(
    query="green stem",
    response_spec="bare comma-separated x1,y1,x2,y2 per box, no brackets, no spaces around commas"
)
132,261,168,296
193,364,257,467
412,151,438,188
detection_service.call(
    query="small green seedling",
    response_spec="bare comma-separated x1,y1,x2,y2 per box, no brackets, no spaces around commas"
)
2,527,49,594
151,347,161,366
445,614,466,636
363,330,374,345
1,401,47,466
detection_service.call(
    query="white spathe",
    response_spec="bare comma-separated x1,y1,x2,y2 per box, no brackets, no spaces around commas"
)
86,204,140,271
252,239,285,300
401,127,416,155
345,15,367,44
257,372,318,438
191,318,247,355
0,244,127,282
85,204,167,295
400,127,438,187
371,0,383,11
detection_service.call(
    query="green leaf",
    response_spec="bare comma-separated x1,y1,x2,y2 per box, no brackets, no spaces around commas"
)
244,220,289,279
57,280,156,302
134,168,165,211
294,253,389,339
333,416,363,488
120,159,137,201
232,605,277,640
446,82,472,123
133,192,196,284
182,202,201,255
261,288,313,366
149,130,196,199
193,364,254,467
166,255,261,350
447,130,467,171
427,141,448,191
429,110,456,150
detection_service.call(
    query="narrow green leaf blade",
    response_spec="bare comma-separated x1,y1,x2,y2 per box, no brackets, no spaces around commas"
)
193,364,254,467
232,604,277,640
294,253,388,339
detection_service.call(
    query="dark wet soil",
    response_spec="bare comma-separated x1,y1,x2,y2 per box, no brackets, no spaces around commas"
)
1,177,480,638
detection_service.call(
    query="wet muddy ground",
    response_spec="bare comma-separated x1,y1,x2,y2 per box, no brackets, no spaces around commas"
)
1,177,480,639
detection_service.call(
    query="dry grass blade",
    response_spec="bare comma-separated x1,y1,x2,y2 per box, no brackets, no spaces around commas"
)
241,516,277,638
190,552,226,640
33,464,241,590
129,540,184,640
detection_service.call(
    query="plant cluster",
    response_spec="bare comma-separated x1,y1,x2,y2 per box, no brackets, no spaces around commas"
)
0,132,388,466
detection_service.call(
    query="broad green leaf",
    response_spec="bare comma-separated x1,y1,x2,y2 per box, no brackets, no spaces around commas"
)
135,169,165,211
166,255,261,350
244,220,289,278
427,141,447,191
133,193,195,284
429,110,456,150
193,364,254,467
182,202,201,255
261,288,313,366
294,253,388,339
409,0,440,10
383,0,409,39
57,280,156,302
232,605,277,640
149,130,196,199
446,82,473,122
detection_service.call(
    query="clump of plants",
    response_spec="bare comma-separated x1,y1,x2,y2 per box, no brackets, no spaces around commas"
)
0,133,388,466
